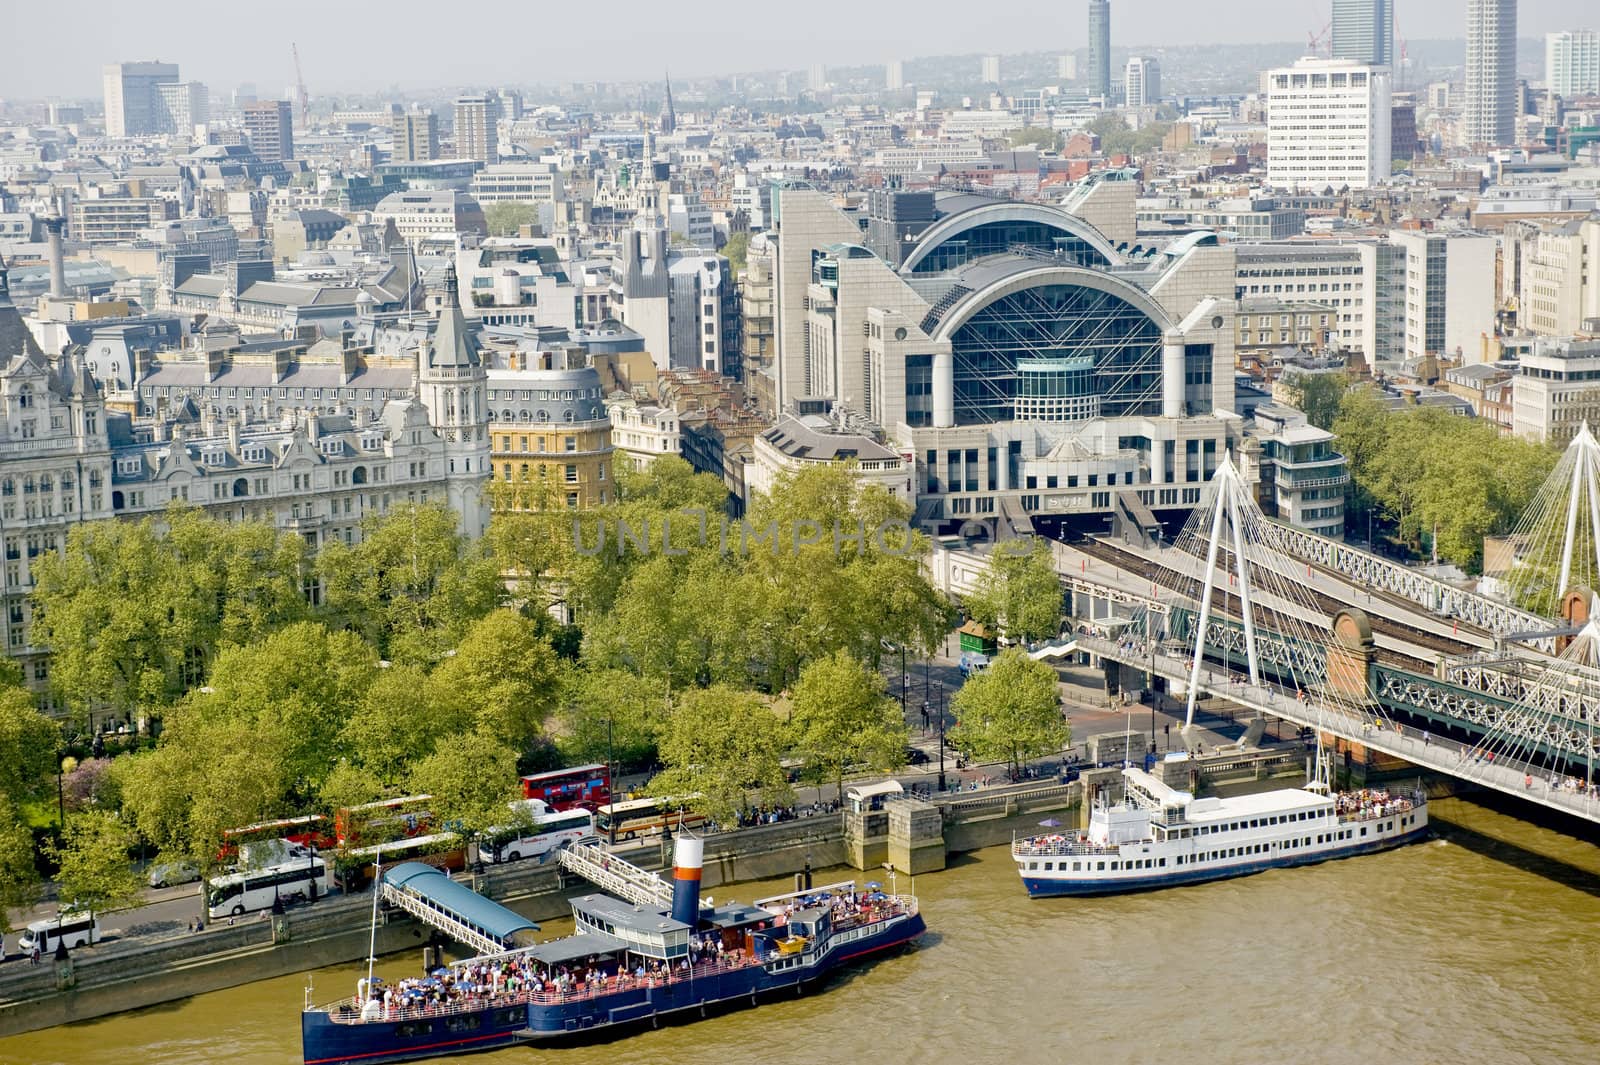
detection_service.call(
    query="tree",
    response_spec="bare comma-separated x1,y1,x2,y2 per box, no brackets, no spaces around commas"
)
407,731,521,842
789,650,908,800
339,664,448,786
963,538,1063,644
484,202,539,237
1006,127,1063,153
557,667,668,770
0,684,60,805
1084,113,1170,157
429,610,562,754
949,651,1069,777
649,686,792,825
48,810,141,920
721,231,751,276
0,796,41,935
1288,372,1348,432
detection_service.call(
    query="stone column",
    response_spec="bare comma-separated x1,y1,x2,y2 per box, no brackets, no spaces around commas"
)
1162,332,1185,418
932,351,954,428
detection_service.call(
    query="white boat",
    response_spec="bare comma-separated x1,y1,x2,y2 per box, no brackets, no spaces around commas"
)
1013,762,1427,897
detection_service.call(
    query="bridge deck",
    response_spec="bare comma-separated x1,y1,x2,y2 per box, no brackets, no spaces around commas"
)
1076,634,1600,825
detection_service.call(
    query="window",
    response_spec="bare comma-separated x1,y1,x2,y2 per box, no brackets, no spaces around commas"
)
565,464,578,483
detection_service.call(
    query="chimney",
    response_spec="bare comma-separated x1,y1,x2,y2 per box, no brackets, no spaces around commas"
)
44,218,67,298
227,415,240,452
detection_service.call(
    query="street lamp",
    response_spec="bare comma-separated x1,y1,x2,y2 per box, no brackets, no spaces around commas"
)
606,712,617,847
935,682,948,793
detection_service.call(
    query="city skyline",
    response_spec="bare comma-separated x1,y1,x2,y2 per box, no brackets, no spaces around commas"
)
3,0,1595,99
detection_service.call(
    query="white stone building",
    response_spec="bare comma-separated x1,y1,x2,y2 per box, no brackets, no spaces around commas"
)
1265,57,1392,191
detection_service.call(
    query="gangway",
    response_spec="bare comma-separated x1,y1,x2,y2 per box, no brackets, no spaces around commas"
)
379,862,539,957
1026,638,1078,661
555,841,711,911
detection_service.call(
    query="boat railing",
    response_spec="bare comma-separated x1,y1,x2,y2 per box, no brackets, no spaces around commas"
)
1334,797,1417,825
1012,836,1117,857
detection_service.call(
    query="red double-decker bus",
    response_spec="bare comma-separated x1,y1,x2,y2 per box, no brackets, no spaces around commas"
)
520,764,610,811
218,814,335,862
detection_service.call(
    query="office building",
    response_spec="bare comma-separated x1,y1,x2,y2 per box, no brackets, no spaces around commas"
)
1331,0,1395,68
487,355,615,510
156,81,209,136
1547,30,1600,98
1390,229,1497,362
102,61,179,137
1463,0,1517,147
241,100,294,163
808,65,827,93
887,60,905,91
453,93,501,163
982,56,1001,85
393,109,439,163
469,163,564,207
1266,57,1391,190
1513,338,1600,444
1124,56,1160,108
1088,0,1111,98
1059,54,1078,81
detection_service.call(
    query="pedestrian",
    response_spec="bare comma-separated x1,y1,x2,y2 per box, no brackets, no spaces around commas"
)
1423,732,1430,748
30,945,40,966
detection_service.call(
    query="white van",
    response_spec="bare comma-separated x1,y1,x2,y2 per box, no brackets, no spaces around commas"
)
18,912,101,954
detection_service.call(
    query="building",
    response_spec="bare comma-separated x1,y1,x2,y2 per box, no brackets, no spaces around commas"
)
1547,30,1600,98
1463,0,1517,147
102,61,179,138
453,93,501,164
1517,218,1600,338
1059,54,1078,81
486,353,614,509
1136,196,1305,241
70,198,171,245
887,60,905,91
1512,337,1600,443
1265,57,1392,190
241,100,294,163
414,265,490,537
772,184,1243,533
748,414,913,505
393,109,439,163
1251,404,1348,539
1390,229,1497,363
372,190,488,243
807,65,827,93
666,193,715,249
982,56,1001,85
606,390,681,469
1088,0,1112,98
1331,0,1395,68
1124,57,1160,109
1235,299,1338,356
155,81,209,137
469,163,564,208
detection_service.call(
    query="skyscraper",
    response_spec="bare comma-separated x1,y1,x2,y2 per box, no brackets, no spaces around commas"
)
807,64,827,93
1058,54,1078,81
453,93,501,163
1087,0,1112,98
1547,30,1600,98
393,109,439,163
982,56,1001,85
1331,0,1395,68
1266,57,1392,190
101,61,179,137
887,60,905,91
241,100,294,162
1463,0,1517,147
155,81,209,136
1124,56,1161,108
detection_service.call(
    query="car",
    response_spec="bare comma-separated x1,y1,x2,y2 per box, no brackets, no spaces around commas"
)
148,860,200,889
903,746,931,766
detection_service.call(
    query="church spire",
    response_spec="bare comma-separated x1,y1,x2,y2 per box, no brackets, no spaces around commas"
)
658,70,676,135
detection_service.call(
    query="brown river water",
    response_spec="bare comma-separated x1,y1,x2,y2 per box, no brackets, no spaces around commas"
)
2,797,1596,1065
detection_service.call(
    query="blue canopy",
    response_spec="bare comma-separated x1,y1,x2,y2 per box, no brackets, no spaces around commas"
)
382,862,540,944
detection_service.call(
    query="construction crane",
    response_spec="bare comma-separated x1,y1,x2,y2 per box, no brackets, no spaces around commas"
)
1307,20,1332,57
291,43,309,130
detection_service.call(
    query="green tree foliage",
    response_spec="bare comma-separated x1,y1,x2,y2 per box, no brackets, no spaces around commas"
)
1333,389,1556,571
0,683,59,805
1005,127,1063,153
484,202,539,237
0,796,41,935
948,650,1069,776
48,810,141,919
788,650,908,798
721,231,751,276
1287,371,1348,432
1085,114,1170,157
429,609,562,754
649,686,792,824
963,537,1063,643
338,664,444,787
556,667,667,770
407,731,522,840
31,508,310,719
318,502,504,663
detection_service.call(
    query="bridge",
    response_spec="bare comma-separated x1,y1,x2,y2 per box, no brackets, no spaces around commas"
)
928,434,1600,827
379,861,540,956
555,840,713,912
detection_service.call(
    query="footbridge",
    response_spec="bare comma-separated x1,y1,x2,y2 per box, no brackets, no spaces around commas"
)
380,861,541,956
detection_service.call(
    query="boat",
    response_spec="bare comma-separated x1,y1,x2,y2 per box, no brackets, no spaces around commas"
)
301,837,925,1065
1012,757,1428,897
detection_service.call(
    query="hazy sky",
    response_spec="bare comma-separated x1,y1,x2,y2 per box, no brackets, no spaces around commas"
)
3,0,1592,99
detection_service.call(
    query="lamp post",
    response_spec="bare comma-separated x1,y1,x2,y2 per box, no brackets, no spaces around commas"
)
899,645,907,712
935,682,947,793
606,712,616,847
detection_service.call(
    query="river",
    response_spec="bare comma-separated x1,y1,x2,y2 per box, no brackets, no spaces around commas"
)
2,797,1596,1065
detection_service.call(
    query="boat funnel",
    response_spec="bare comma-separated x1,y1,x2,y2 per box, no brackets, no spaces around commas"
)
670,835,703,926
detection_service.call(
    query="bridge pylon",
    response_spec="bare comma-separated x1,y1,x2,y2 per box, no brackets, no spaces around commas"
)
1505,422,1600,619
1182,456,1261,729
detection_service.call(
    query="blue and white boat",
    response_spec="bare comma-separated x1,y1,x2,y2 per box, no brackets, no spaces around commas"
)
301,837,925,1065
1013,763,1427,897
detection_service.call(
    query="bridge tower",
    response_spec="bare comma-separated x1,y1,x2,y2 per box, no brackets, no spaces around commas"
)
1505,423,1600,618
1183,456,1262,729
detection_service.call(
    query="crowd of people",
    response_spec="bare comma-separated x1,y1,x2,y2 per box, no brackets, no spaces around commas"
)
1333,788,1413,822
